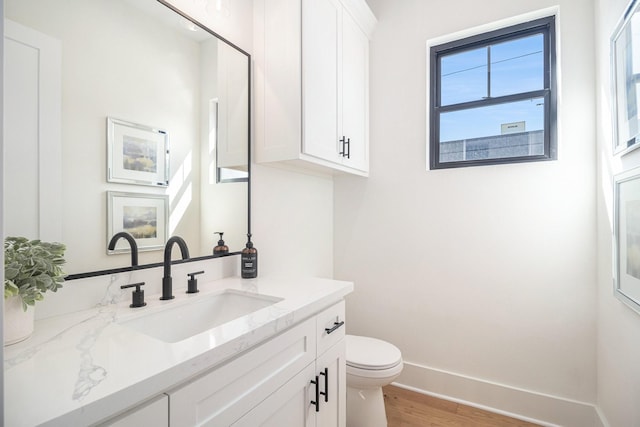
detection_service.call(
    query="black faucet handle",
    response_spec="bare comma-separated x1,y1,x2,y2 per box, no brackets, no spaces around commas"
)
121,282,146,308
187,271,205,294
187,271,205,280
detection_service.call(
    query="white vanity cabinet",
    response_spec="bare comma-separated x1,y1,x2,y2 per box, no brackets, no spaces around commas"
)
168,301,346,427
233,301,346,427
168,317,316,426
233,341,345,427
4,276,353,427
253,0,376,176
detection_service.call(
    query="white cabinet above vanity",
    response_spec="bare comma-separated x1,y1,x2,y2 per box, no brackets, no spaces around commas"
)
253,0,377,176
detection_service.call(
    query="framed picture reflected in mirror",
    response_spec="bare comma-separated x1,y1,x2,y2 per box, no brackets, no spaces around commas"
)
612,0,640,155
107,117,169,186
107,191,169,253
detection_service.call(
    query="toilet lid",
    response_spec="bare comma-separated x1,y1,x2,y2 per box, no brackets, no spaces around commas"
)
346,335,402,370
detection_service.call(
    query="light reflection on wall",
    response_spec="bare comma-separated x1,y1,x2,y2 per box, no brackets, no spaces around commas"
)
169,151,194,235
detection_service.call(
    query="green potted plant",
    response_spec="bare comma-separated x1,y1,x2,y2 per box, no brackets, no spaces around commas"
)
4,236,66,345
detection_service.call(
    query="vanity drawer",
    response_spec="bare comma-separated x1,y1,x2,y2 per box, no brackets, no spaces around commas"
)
317,300,346,355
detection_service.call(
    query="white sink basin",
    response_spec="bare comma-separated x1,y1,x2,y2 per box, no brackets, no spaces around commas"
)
119,290,283,343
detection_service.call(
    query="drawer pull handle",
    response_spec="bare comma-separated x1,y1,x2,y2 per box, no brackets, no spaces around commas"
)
310,376,320,412
325,321,345,334
320,367,328,402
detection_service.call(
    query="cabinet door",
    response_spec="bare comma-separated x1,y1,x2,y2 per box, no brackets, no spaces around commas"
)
302,0,341,164
316,341,346,427
231,363,316,427
216,43,249,169
341,9,369,173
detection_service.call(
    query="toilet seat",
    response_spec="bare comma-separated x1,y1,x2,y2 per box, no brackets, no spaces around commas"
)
346,335,402,371
346,360,404,380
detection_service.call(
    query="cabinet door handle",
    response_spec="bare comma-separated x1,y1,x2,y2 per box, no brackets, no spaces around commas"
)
339,136,347,157
325,321,345,334
338,137,351,159
320,367,328,402
310,376,320,412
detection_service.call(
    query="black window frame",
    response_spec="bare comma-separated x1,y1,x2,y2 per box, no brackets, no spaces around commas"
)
429,16,557,170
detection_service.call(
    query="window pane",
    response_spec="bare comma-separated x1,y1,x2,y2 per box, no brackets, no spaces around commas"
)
439,97,545,163
490,34,544,97
440,47,487,106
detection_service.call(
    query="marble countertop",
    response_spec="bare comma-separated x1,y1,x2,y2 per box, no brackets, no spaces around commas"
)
4,276,353,427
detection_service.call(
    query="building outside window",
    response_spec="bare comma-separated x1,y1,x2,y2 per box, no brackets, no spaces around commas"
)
429,16,557,169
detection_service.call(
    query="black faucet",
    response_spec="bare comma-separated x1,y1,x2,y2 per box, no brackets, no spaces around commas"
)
108,232,138,267
161,236,190,300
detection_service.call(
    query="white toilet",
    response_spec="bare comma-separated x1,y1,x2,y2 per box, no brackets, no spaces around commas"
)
345,335,403,427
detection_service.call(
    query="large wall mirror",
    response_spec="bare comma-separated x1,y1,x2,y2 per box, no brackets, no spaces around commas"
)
4,0,250,277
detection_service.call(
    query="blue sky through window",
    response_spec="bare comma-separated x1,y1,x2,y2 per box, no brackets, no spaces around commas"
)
439,34,544,141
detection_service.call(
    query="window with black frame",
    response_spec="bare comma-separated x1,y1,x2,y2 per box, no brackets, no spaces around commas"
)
429,16,556,169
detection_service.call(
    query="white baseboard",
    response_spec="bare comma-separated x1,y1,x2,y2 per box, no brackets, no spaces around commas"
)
394,362,604,427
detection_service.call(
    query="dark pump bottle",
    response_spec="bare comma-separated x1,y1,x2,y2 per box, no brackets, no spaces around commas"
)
241,234,258,279
213,232,229,255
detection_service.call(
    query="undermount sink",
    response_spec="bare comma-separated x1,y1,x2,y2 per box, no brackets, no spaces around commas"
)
118,290,283,343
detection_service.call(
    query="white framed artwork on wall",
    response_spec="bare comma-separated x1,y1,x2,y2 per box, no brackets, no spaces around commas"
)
107,191,169,253
614,167,640,314
107,117,170,186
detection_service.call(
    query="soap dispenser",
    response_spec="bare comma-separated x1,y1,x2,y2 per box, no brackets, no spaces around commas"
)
213,232,229,255
241,234,258,279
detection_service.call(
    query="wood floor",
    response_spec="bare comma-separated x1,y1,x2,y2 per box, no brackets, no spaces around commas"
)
383,385,542,427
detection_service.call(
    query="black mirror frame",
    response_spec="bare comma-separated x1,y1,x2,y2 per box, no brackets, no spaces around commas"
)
66,0,251,281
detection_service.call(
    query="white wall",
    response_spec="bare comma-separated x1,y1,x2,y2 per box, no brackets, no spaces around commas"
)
168,0,334,279
252,166,333,278
334,0,598,425
594,0,640,426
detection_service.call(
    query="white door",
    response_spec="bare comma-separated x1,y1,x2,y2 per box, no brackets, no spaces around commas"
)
4,19,62,241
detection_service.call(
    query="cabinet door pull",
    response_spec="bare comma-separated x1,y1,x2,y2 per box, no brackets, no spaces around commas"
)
339,136,347,157
345,137,350,159
320,367,329,402
310,376,320,412
325,321,345,334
